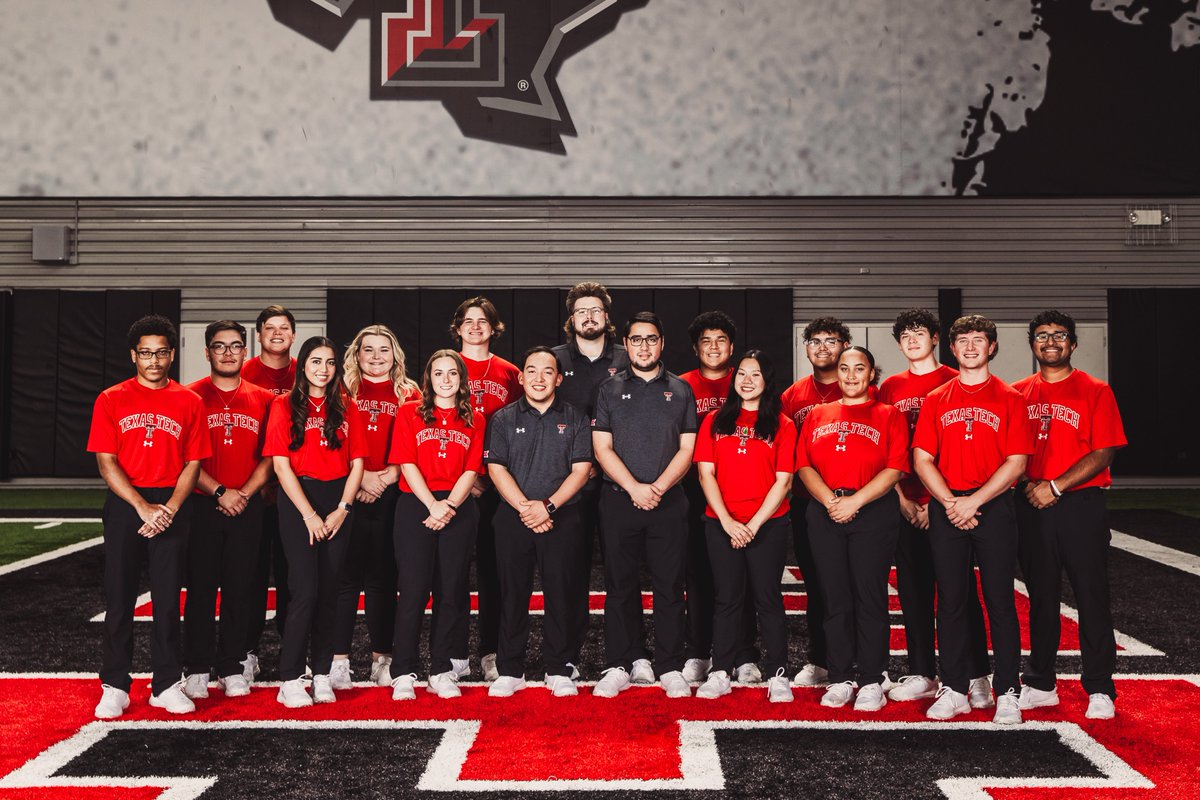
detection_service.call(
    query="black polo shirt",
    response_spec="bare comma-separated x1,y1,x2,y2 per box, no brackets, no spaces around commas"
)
484,395,593,507
552,339,630,421
593,367,698,485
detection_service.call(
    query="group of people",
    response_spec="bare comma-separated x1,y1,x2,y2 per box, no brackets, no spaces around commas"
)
87,282,1126,727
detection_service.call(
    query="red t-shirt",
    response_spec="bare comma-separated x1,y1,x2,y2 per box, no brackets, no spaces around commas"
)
186,377,275,491
912,375,1034,491
680,369,732,421
796,400,909,492
879,364,958,503
461,354,521,422
694,410,796,523
262,394,368,480
1012,369,1127,490
242,356,296,396
781,376,843,428
348,379,420,472
387,401,485,492
87,379,211,488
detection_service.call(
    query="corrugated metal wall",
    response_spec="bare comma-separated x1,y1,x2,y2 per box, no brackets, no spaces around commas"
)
1,198,1196,324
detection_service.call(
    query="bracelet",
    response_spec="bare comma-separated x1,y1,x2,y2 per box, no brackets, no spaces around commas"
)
1049,480,1063,498
303,511,319,521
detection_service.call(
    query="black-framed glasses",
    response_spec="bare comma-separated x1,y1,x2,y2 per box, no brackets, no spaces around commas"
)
208,342,246,355
1032,331,1070,343
627,335,661,347
805,337,843,348
135,348,172,361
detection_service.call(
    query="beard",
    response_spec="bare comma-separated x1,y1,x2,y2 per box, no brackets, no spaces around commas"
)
632,357,661,373
575,325,605,341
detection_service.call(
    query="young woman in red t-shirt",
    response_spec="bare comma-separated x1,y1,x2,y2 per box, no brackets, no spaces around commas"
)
330,325,421,690
386,349,485,701
694,350,796,703
796,346,908,712
264,337,366,708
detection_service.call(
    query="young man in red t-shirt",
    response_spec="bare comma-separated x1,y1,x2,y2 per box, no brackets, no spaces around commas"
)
182,321,275,702
451,296,521,681
88,315,211,719
1013,310,1127,720
879,309,992,707
913,314,1033,725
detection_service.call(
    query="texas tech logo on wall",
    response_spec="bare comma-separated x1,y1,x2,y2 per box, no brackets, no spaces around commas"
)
269,0,650,153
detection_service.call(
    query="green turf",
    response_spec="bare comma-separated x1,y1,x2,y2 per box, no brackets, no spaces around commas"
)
0,489,106,510
0,521,102,567
1106,488,1200,519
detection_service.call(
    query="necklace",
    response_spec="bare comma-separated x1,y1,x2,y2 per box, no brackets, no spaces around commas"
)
956,375,992,395
213,381,241,412
814,380,838,403
308,395,326,414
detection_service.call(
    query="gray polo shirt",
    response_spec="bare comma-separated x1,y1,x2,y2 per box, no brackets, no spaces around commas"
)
484,396,593,506
593,367,698,485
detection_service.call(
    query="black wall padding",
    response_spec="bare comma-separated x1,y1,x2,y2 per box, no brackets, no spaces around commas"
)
373,289,421,379
607,288,653,342
653,288,700,376
9,290,60,476
418,289,470,368
55,291,107,477
0,291,13,480
326,289,373,358
103,291,153,389
511,289,561,367
938,288,962,370
151,290,182,382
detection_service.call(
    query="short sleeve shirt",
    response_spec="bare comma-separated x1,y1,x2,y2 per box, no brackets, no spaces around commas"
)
484,397,593,506
242,357,296,396
552,340,630,421
878,364,958,502
262,394,368,480
593,367,698,485
349,379,420,472
186,377,274,491
388,401,485,492
680,369,732,421
795,400,910,492
693,410,796,523
462,354,521,422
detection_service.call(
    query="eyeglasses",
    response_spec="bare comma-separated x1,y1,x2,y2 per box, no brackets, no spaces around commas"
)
805,337,843,348
627,335,661,347
1033,331,1070,343
136,348,172,361
208,342,246,355
573,307,606,319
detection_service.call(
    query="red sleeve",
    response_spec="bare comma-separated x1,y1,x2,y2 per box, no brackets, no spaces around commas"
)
912,390,940,456
86,391,117,454
182,392,212,462
693,415,715,463
346,409,369,462
1090,384,1128,450
388,405,417,465
465,416,486,473
1004,390,1035,457
885,406,910,473
774,417,797,473
794,414,814,470
262,397,292,458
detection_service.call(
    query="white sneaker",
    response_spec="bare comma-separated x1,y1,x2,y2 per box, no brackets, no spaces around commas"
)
391,673,417,701
926,686,970,720
593,667,632,698
329,658,352,690
888,675,940,702
853,682,887,712
734,662,763,684
312,674,336,704
794,663,829,687
1085,693,1115,720
451,658,471,679
880,671,896,692
820,681,857,708
696,670,732,699
489,675,527,697
969,675,995,709
566,662,581,681
660,670,692,698
767,670,794,703
682,657,711,683
240,652,260,683
428,670,462,699
277,678,313,708
993,689,1022,724
371,656,393,686
546,674,578,697
218,674,250,697
94,685,130,719
630,658,655,685
481,653,499,682
149,681,196,714
183,672,210,700
1018,684,1060,710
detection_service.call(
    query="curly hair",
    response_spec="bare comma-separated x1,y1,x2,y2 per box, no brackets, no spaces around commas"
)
127,314,178,350
802,316,851,343
891,308,940,342
1027,309,1077,345
687,310,737,347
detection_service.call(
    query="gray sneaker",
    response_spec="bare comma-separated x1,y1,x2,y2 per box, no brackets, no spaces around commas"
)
734,663,763,684
660,670,691,698
481,653,500,682
240,652,261,684
968,675,995,709
370,656,394,686
682,658,711,683
218,674,251,697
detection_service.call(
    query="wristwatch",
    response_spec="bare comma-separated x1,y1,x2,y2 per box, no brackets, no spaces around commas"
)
544,500,558,515
213,485,227,498
339,501,354,514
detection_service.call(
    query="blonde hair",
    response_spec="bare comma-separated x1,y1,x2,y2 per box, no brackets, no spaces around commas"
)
342,324,420,400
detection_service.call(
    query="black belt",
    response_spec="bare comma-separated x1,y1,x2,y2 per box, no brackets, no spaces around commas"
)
949,488,975,497
831,488,856,497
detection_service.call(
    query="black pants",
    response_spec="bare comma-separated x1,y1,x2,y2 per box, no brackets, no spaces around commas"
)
277,477,351,682
474,486,502,657
790,495,827,668
685,473,758,665
568,484,602,665
808,493,899,685
600,485,688,674
705,515,790,676
100,488,191,696
494,502,587,678
1016,487,1117,699
929,491,1021,695
391,492,477,676
184,496,264,679
333,485,399,656
246,496,288,654
895,515,991,681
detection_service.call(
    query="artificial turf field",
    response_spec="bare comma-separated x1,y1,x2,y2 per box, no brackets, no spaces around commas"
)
0,492,1198,798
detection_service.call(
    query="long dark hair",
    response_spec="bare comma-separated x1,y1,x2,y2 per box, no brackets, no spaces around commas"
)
289,336,347,451
712,349,781,443
418,349,476,427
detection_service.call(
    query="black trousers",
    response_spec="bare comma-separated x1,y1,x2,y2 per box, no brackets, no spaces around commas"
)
684,473,758,665
929,491,1021,695
474,486,502,657
568,484,602,665
246,496,288,654
333,485,399,655
790,495,827,668
184,496,264,679
808,493,899,685
600,486,688,674
1016,487,1117,699
276,477,351,682
895,515,991,681
100,488,192,695
705,515,790,675
494,502,587,678
391,492,477,676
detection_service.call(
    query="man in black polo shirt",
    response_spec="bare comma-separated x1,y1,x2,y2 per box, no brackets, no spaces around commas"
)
484,346,593,698
592,311,698,699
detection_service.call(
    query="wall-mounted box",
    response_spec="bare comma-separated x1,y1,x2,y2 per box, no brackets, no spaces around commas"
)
32,225,73,263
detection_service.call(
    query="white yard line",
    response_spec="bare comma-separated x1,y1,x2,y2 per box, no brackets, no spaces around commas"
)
0,536,103,577
1111,528,1200,578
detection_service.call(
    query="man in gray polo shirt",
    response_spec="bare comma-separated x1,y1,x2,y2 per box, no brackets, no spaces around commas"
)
485,346,594,698
592,311,698,699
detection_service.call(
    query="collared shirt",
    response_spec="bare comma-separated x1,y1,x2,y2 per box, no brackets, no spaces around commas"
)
484,396,593,506
552,339,629,422
593,367,698,485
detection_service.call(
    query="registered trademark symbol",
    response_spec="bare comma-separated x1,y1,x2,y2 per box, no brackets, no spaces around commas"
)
517,79,530,92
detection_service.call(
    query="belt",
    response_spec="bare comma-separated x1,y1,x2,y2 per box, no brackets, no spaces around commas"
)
949,488,975,497
831,488,856,497
608,483,627,494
